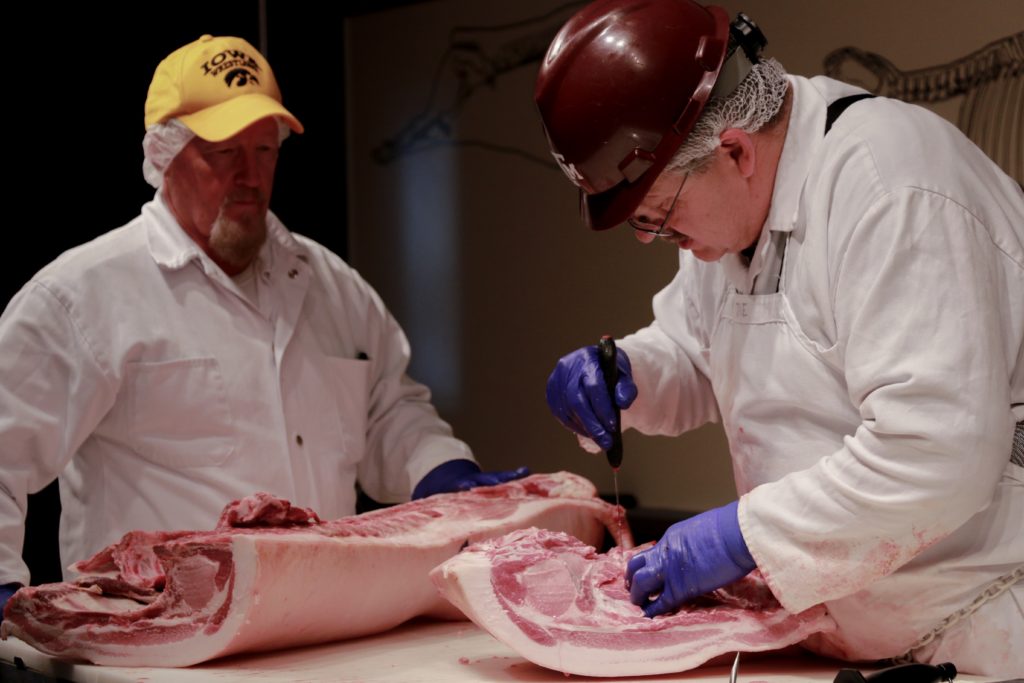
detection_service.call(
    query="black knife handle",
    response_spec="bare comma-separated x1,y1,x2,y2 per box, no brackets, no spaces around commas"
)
597,335,623,470
834,662,957,683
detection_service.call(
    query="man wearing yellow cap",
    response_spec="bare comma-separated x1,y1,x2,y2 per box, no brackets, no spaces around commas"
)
0,35,526,613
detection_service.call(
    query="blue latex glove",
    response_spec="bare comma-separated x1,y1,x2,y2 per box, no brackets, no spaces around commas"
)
625,501,756,618
545,344,638,451
0,582,21,624
412,459,530,500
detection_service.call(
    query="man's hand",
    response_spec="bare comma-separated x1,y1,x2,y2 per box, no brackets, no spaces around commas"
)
412,460,530,500
546,344,638,450
0,583,21,624
625,501,755,618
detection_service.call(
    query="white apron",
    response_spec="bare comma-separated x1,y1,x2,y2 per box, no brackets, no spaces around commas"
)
712,228,1023,673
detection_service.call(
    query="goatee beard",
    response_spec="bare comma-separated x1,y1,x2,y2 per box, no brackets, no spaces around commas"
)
209,207,267,271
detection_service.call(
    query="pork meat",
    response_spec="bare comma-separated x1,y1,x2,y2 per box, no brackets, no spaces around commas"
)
2,472,630,667
431,527,836,677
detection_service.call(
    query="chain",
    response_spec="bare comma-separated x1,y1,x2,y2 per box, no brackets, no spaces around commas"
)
892,423,1024,662
891,565,1024,663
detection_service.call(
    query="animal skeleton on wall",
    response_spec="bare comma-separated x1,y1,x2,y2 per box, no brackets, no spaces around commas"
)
824,32,1023,185
370,2,583,169
371,4,1022,188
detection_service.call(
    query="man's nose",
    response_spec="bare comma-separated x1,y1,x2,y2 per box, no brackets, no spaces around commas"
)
234,150,262,186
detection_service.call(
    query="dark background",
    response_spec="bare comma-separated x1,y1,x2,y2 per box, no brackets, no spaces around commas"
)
8,1,428,585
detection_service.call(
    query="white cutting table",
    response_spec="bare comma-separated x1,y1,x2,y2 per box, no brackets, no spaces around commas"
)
0,619,1005,682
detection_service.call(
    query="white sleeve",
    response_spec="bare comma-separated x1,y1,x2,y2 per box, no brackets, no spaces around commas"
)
351,279,474,504
0,282,115,585
618,261,721,436
742,187,1016,613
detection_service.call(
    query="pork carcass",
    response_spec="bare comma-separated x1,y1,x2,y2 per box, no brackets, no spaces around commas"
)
2,472,630,667
431,527,836,677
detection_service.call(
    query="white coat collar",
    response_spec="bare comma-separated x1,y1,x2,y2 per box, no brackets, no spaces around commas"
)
762,75,827,237
720,75,862,291
143,191,310,275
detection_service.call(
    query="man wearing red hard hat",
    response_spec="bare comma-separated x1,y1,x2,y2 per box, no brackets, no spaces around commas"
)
539,0,1023,675
0,35,526,621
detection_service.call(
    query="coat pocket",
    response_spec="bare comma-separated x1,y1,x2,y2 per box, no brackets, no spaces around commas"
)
126,357,236,468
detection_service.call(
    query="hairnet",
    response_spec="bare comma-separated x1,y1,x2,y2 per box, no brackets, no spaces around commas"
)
667,58,789,174
142,118,293,188
142,119,194,188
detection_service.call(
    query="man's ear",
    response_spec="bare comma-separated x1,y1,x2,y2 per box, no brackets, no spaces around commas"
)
718,129,756,179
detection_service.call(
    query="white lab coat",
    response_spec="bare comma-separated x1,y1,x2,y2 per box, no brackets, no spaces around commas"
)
0,194,472,585
618,75,1024,673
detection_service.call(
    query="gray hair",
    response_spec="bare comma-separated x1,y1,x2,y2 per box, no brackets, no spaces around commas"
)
667,58,789,174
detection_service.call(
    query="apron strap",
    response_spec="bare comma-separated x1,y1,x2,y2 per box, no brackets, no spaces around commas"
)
825,93,876,135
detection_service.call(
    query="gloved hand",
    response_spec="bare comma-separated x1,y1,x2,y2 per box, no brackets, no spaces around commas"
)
546,344,638,451
412,459,530,500
625,501,755,618
0,582,22,624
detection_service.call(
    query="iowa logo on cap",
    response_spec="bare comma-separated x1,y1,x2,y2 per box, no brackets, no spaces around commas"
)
200,49,262,88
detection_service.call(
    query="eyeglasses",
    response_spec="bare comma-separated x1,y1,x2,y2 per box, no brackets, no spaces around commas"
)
627,173,688,238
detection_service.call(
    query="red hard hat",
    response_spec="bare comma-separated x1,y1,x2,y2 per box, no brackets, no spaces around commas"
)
535,0,730,230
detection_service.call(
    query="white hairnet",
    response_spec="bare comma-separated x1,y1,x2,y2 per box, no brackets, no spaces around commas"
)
142,119,194,188
141,118,294,188
668,58,789,173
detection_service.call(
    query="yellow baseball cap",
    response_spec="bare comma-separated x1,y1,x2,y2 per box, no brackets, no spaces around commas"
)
144,35,304,141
